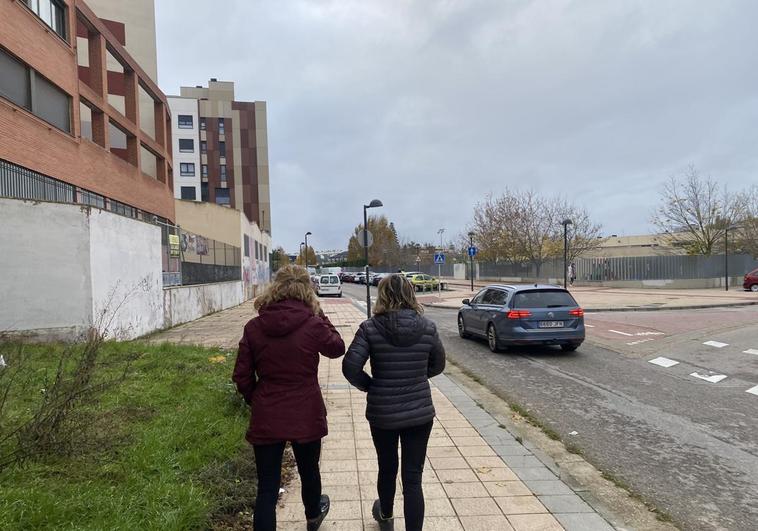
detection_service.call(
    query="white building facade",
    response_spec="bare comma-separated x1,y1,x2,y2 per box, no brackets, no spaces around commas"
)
168,96,201,202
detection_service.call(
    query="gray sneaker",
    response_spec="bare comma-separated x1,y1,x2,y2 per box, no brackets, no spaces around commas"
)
371,499,394,530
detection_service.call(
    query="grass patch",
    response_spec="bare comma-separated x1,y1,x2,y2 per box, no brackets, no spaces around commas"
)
0,341,252,530
601,469,674,524
508,403,561,441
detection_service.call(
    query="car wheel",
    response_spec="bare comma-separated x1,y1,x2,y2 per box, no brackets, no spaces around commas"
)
751,284,758,292
561,344,579,352
458,315,470,339
487,323,501,353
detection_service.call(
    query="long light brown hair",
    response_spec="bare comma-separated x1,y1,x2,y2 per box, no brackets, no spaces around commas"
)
254,264,321,315
373,274,423,315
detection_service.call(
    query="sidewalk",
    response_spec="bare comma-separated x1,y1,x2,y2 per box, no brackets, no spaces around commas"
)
419,283,758,312
149,298,616,530
279,299,614,531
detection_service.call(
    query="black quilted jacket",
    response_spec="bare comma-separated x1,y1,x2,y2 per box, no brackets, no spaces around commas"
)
342,309,446,429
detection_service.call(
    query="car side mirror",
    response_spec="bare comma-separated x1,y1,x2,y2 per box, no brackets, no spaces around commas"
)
462,299,470,305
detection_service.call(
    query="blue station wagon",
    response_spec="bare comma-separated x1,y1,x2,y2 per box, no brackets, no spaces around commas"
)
458,284,585,352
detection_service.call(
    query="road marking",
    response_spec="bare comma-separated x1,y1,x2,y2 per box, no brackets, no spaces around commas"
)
649,357,679,368
747,385,758,396
635,331,664,336
703,341,729,348
585,324,595,328
690,372,728,383
628,339,655,345
608,329,634,336
744,349,758,355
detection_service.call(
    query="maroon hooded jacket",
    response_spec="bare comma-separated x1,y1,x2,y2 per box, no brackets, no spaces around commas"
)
232,299,345,445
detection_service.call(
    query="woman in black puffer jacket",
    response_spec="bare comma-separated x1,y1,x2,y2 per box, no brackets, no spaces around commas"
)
343,274,446,531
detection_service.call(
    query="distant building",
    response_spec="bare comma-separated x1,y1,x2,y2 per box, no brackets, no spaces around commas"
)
168,80,271,234
584,233,686,258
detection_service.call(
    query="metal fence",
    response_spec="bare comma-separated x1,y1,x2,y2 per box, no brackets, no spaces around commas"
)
474,254,758,282
177,229,241,286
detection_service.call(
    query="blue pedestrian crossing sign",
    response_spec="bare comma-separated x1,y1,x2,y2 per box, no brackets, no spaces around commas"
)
434,252,445,264
468,246,478,257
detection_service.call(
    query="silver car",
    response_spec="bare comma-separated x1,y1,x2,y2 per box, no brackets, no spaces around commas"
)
458,284,585,352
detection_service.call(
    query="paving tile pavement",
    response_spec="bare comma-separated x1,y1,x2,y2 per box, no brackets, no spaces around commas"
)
150,297,615,530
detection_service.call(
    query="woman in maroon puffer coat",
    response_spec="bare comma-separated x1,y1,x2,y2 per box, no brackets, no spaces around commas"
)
233,265,345,531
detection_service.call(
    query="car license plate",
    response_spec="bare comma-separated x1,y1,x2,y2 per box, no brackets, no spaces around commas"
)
539,321,564,328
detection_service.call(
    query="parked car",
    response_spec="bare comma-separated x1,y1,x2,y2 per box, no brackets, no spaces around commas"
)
354,272,367,284
408,273,439,291
744,269,758,292
458,284,585,353
372,272,390,286
316,274,342,297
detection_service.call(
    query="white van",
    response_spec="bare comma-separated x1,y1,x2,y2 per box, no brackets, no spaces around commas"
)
316,274,342,297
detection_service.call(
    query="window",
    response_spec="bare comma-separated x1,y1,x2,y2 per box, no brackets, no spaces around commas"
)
263,246,268,260
244,235,250,257
220,165,227,180
219,141,226,157
179,162,195,176
180,186,196,200
177,115,193,128
201,182,208,202
0,48,71,133
201,164,208,177
512,290,577,309
218,118,225,134
255,241,260,260
199,117,206,130
24,0,67,40
0,48,30,110
179,138,194,152
200,141,207,154
215,188,230,205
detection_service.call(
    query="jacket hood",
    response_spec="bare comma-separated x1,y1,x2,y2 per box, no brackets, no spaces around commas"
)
257,299,314,337
372,309,427,347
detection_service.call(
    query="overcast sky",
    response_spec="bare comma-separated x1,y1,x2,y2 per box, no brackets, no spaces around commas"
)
155,0,758,253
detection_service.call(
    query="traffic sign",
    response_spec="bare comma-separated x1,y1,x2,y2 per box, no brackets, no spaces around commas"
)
434,252,445,265
468,246,478,257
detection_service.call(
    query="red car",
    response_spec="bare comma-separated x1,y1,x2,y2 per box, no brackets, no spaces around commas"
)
744,269,758,292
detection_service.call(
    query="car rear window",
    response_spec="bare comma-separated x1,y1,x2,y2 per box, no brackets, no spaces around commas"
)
330,276,339,284
512,290,577,309
320,276,330,284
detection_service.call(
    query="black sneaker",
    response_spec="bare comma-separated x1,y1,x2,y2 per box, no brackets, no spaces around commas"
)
306,495,330,531
371,499,394,530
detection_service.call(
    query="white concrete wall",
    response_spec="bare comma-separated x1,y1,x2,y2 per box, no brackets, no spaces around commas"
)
88,209,163,339
0,199,93,340
163,281,243,328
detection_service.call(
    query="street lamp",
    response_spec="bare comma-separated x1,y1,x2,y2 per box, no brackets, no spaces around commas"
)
299,241,305,263
562,219,573,288
304,231,312,271
725,223,740,291
437,228,445,297
468,231,475,292
363,199,383,317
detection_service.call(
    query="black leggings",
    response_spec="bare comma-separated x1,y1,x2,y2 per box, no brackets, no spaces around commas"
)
371,422,434,531
253,439,322,531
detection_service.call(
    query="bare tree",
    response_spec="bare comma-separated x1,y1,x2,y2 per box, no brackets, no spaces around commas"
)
736,185,758,257
651,165,747,255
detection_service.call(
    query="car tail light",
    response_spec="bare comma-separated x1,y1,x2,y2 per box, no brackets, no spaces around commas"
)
569,308,584,317
507,310,532,319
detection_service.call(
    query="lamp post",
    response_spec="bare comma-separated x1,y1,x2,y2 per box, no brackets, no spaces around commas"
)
725,223,740,291
304,231,312,271
299,241,305,263
562,219,573,288
437,228,445,297
468,231,475,292
363,199,383,317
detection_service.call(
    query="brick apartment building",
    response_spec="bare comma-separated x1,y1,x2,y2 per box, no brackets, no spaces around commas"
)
168,80,271,234
0,0,174,222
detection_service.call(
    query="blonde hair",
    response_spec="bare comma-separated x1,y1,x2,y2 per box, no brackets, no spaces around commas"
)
373,274,423,315
254,264,321,315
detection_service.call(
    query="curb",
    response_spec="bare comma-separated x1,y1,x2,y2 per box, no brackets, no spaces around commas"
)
422,300,758,313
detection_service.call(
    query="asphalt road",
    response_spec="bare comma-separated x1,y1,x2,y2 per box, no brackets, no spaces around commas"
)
339,282,758,530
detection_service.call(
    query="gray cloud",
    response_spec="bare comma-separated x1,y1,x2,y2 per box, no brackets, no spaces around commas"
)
156,0,758,252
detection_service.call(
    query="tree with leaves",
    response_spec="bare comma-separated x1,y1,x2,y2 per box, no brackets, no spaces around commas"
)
270,246,289,271
651,165,747,255
295,246,317,267
346,215,401,267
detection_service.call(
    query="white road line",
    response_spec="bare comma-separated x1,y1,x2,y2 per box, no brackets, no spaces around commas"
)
628,339,655,345
635,331,665,336
649,357,679,368
608,329,634,337
746,385,758,396
584,324,595,328
703,341,729,348
744,349,758,356
690,372,728,383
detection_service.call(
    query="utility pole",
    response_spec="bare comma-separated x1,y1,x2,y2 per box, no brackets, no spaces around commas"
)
562,219,573,288
437,228,445,298
468,232,475,292
363,199,383,317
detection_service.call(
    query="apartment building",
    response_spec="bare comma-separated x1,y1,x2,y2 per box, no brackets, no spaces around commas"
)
0,0,174,221
168,96,201,201
168,79,271,234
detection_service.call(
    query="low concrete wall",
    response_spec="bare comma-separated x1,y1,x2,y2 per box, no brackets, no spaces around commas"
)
163,281,244,329
474,274,745,289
